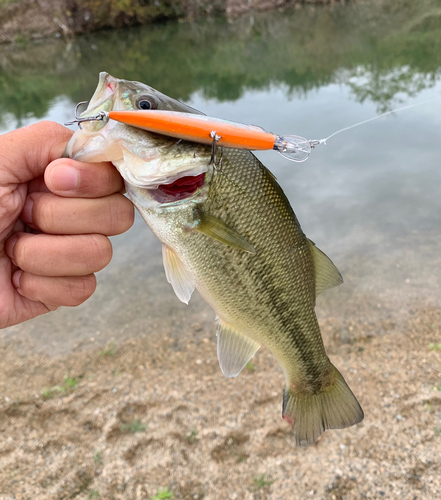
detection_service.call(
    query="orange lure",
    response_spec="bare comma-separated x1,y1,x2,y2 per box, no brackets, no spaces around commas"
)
107,110,313,162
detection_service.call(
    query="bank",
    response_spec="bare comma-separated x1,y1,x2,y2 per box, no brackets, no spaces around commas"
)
0,0,345,43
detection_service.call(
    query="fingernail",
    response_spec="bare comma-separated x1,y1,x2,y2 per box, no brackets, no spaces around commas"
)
49,165,79,191
21,198,34,224
6,234,18,264
12,270,22,289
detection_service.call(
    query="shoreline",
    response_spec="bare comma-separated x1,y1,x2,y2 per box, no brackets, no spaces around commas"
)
0,0,331,44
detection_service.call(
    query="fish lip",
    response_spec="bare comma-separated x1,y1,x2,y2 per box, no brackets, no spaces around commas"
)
83,72,118,116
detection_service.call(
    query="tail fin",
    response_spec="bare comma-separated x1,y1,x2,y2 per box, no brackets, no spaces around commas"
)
282,366,364,447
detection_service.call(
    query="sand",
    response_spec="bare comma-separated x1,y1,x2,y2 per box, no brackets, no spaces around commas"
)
0,302,439,500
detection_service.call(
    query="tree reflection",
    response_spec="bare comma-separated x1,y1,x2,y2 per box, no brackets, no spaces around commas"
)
0,0,439,127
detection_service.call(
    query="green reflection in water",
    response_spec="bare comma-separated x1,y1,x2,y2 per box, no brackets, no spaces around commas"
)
0,0,439,128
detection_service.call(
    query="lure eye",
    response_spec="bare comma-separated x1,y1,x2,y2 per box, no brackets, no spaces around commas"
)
136,96,158,110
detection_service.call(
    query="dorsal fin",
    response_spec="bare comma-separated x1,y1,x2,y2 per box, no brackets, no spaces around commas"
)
216,319,260,378
307,239,343,296
162,245,195,304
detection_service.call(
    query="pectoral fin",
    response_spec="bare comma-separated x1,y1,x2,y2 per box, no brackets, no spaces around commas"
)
196,213,255,254
216,320,260,378
307,239,343,296
162,245,195,304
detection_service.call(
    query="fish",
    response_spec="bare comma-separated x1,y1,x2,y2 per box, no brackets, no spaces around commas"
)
66,72,364,447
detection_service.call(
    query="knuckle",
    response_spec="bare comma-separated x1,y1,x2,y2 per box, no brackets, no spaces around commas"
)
85,234,113,271
13,235,33,270
32,122,72,150
67,275,97,305
34,121,65,135
108,195,134,235
17,270,34,294
39,121,72,142
33,195,56,231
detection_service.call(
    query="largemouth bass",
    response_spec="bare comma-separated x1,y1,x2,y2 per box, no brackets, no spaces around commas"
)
66,72,363,446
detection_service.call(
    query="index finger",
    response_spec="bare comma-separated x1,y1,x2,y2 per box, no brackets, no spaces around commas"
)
0,121,72,185
45,158,125,198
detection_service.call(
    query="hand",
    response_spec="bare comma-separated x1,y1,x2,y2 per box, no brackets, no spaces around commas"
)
0,121,134,329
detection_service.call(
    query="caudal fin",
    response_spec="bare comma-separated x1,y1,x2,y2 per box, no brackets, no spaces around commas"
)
282,366,364,447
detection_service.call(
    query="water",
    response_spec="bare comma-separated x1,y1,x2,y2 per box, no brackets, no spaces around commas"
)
0,1,440,354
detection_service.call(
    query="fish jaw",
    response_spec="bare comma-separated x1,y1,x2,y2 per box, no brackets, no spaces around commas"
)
65,73,121,162
66,72,211,188
88,72,118,110
65,128,118,163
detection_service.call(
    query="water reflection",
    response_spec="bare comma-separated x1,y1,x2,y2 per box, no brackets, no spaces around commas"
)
0,1,439,354
0,0,439,129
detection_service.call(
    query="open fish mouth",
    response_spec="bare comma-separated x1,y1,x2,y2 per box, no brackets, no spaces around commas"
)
133,171,208,206
157,172,206,199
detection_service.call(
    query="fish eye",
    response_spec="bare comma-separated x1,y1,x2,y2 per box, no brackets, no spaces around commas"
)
136,95,158,110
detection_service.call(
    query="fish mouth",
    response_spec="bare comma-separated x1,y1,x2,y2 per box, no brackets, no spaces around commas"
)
66,74,120,161
87,72,118,111
156,172,206,202
76,73,117,130
126,171,209,209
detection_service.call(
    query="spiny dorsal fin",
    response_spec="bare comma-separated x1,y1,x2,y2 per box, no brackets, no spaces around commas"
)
196,213,255,254
307,239,343,296
216,320,260,378
162,245,195,304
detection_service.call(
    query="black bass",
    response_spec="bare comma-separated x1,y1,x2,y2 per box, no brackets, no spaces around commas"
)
66,72,363,446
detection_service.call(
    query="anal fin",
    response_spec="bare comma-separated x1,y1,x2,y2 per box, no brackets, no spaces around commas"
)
216,320,260,378
162,245,195,304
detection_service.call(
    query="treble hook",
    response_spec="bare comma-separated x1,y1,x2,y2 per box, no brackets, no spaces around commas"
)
65,101,108,127
210,130,223,170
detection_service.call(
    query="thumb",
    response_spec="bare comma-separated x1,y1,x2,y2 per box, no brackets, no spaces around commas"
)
0,121,73,185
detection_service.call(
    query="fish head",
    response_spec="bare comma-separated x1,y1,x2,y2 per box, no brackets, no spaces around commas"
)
66,72,211,190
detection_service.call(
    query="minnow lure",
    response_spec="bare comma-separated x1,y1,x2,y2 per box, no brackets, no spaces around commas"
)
67,106,314,162
66,96,439,163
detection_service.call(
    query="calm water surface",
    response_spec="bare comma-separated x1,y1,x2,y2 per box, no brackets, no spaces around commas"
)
0,1,439,353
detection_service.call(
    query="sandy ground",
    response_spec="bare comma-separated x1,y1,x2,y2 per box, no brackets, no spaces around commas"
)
0,300,439,500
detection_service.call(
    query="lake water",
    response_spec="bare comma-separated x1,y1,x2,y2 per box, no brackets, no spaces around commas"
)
0,1,440,354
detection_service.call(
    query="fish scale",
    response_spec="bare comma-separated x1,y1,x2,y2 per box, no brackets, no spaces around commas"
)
66,72,364,446
142,148,341,404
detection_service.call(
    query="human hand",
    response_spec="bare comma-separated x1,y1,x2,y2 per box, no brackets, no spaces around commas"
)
0,121,134,329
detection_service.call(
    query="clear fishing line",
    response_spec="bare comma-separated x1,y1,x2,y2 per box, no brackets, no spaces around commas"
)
66,96,440,164
275,96,441,162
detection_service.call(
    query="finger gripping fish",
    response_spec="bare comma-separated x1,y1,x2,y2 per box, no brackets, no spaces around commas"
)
66,72,363,447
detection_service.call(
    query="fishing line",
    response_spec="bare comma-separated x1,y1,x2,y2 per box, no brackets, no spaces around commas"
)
66,95,440,164
321,96,440,143
277,96,440,162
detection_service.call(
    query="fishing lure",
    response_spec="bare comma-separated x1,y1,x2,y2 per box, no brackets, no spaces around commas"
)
66,97,439,162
